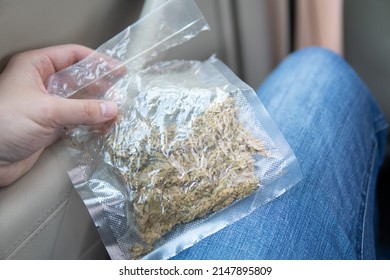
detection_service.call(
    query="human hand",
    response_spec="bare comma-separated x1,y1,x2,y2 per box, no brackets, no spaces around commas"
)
0,44,118,186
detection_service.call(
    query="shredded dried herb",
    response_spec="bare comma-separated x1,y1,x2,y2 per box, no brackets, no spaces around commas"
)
106,96,266,258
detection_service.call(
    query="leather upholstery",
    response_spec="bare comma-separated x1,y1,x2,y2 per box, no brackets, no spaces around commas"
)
0,141,108,259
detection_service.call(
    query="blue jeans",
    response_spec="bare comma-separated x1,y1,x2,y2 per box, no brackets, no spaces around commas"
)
172,47,388,260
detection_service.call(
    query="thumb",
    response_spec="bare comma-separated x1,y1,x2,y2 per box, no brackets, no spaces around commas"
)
49,97,118,126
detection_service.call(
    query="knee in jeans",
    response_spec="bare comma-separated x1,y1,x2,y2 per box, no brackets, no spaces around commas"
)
285,46,365,93
295,46,340,60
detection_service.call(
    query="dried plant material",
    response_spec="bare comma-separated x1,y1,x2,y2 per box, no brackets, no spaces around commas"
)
106,96,266,258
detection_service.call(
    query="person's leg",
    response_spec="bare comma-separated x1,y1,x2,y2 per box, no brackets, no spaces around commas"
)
171,47,387,259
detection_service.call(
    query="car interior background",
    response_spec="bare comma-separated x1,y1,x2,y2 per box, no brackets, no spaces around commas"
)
0,0,389,259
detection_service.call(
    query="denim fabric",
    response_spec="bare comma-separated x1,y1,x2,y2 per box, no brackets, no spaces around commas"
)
172,47,388,260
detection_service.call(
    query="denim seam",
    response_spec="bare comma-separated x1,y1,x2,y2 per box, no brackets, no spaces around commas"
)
360,134,377,259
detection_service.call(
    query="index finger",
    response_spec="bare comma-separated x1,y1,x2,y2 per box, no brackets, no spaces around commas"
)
46,48,127,99
10,44,93,81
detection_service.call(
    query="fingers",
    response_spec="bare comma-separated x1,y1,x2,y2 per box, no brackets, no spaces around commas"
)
32,44,93,80
48,97,118,126
70,70,126,100
6,44,127,97
46,51,127,99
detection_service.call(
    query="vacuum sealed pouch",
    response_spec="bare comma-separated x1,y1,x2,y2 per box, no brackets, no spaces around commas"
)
47,0,302,259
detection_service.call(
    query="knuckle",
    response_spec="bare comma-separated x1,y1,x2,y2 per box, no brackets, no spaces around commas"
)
81,100,97,124
40,97,55,120
10,50,37,64
8,52,29,67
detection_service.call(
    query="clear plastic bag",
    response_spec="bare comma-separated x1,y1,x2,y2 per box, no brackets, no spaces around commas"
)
47,0,302,260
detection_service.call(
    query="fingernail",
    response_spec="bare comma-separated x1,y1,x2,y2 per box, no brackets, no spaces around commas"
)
100,101,118,118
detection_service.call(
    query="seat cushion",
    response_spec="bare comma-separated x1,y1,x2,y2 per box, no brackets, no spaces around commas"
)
0,140,108,259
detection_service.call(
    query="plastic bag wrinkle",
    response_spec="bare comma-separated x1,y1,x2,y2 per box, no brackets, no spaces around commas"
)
46,0,302,260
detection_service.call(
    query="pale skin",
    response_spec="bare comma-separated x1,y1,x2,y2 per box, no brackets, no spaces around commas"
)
0,44,119,186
